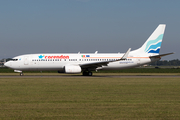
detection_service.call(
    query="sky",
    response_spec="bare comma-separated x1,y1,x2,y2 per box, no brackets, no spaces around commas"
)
0,0,179,60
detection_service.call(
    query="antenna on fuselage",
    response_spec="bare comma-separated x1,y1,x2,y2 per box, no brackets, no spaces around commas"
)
95,51,98,54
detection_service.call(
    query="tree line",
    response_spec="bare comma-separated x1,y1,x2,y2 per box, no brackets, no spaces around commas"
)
150,59,180,66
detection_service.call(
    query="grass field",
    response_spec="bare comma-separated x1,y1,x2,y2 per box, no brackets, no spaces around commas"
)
0,77,180,119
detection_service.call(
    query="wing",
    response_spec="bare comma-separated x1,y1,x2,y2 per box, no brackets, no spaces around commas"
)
79,48,131,71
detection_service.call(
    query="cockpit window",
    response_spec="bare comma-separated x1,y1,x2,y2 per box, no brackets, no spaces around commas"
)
12,59,18,61
9,59,18,61
6,58,18,62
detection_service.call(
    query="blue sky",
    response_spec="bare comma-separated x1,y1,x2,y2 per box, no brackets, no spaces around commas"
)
0,0,179,60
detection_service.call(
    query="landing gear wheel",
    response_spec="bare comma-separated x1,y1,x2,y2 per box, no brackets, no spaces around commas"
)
88,72,92,76
83,71,93,76
20,73,24,76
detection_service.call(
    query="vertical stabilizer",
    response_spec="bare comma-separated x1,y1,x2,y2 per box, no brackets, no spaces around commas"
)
131,24,166,56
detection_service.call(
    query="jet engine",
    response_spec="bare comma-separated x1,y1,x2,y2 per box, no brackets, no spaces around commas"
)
64,65,81,74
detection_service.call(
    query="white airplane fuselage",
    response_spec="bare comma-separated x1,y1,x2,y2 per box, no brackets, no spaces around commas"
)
5,53,158,71
4,24,173,76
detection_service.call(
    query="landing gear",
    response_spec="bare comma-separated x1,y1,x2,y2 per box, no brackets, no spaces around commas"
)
83,71,93,76
20,72,24,76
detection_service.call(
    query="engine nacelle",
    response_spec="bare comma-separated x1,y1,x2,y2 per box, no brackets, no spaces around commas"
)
64,65,81,74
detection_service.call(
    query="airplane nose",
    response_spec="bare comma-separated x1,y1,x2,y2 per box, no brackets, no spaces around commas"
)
4,62,10,67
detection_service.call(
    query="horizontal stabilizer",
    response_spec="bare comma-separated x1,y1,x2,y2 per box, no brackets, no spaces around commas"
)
150,52,174,58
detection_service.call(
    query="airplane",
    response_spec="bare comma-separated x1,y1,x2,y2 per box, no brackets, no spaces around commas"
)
4,24,173,76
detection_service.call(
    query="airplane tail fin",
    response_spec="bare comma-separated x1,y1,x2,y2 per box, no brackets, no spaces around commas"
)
131,24,166,56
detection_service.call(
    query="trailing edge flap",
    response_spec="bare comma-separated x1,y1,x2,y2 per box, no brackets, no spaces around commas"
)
80,48,131,69
149,52,174,58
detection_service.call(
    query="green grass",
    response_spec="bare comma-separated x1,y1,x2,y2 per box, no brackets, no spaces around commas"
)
0,77,180,119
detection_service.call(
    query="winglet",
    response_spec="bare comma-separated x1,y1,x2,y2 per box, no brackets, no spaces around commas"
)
120,48,131,60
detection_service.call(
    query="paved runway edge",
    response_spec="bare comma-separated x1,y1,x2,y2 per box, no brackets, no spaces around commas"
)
0,75,180,78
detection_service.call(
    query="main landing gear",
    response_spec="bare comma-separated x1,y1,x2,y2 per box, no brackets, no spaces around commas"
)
20,72,24,76
82,71,93,76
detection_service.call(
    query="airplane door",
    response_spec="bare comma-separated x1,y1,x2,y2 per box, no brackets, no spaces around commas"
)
24,56,29,65
137,58,141,64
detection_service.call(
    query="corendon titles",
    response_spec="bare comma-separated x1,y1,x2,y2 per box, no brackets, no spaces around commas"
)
45,55,69,59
